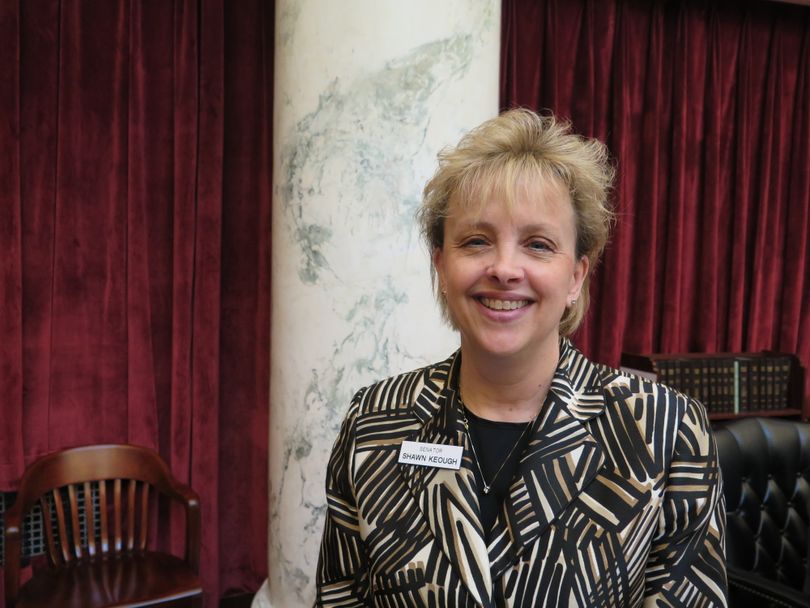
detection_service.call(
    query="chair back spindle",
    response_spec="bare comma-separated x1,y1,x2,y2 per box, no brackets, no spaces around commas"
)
51,490,71,564
114,477,122,553
139,483,150,550
99,479,109,553
85,481,97,557
67,485,82,560
40,495,57,565
126,479,136,551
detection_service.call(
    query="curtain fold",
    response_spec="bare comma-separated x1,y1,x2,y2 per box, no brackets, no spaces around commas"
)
502,0,810,403
1,0,271,600
0,0,24,490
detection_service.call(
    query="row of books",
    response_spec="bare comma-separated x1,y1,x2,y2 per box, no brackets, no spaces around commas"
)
620,353,799,415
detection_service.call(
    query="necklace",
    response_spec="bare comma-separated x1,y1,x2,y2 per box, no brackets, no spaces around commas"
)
460,404,538,495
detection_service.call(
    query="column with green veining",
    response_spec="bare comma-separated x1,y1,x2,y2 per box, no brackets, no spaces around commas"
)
256,1,499,605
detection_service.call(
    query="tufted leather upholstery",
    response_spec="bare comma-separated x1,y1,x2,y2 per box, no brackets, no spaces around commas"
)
715,417,810,606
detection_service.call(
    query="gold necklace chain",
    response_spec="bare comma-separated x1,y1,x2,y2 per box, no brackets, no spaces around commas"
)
460,404,538,495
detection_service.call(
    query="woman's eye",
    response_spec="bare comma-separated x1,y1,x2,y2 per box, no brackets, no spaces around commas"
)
462,237,488,247
527,240,552,252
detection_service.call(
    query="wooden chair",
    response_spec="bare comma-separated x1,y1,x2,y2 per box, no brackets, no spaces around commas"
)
4,444,203,608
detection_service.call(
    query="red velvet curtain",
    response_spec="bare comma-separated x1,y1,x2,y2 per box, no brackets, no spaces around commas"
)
0,0,271,600
502,0,810,404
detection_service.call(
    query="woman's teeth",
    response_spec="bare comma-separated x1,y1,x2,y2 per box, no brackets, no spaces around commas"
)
480,298,529,311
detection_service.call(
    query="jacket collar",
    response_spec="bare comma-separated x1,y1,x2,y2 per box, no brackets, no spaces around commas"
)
399,339,609,606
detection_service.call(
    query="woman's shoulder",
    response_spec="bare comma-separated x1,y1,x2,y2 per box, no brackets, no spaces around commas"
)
595,360,711,425
349,352,458,417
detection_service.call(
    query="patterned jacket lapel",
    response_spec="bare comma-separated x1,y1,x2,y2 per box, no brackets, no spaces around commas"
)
488,341,608,581
399,353,495,608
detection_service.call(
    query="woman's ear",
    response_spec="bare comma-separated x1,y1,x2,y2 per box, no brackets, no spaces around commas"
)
432,247,445,291
568,255,589,301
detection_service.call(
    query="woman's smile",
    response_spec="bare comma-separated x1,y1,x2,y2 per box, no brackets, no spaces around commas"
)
477,297,530,311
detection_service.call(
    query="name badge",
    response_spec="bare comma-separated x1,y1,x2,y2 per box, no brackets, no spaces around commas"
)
397,441,463,470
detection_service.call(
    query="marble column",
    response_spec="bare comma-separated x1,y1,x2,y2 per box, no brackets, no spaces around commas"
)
254,1,500,605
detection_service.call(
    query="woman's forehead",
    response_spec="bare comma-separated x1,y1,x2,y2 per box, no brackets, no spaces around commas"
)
450,170,571,217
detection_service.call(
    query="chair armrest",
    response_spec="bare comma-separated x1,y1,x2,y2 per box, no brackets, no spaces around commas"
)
145,452,201,573
4,506,23,608
183,488,201,574
728,566,810,608
162,479,201,573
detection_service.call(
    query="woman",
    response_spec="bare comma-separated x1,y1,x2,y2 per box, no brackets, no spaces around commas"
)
315,109,727,607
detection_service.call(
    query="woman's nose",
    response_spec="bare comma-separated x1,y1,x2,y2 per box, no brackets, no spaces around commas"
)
487,247,524,283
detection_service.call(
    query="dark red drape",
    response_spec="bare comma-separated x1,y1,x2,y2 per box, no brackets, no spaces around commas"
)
0,0,271,600
502,0,810,404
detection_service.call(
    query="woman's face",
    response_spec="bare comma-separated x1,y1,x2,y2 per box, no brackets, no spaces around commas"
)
433,178,588,363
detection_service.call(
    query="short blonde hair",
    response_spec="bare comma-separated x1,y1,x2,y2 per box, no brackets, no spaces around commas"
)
418,108,615,336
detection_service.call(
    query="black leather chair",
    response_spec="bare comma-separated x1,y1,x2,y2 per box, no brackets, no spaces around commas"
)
714,417,810,607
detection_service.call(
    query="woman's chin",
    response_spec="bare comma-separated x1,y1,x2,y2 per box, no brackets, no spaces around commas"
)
463,337,533,360
461,329,562,362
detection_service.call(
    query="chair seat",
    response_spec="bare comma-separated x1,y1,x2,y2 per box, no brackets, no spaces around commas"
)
16,551,202,608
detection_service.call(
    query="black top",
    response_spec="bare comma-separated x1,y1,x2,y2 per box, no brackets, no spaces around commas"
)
463,405,534,540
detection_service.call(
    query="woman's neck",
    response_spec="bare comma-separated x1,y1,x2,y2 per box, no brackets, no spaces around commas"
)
458,340,560,423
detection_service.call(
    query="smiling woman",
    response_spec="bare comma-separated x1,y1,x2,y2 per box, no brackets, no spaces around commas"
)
314,110,728,607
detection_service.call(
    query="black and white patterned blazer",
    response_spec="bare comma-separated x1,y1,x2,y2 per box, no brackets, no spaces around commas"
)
316,340,727,607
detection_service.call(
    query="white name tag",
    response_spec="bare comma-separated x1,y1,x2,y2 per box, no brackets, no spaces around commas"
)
397,441,463,470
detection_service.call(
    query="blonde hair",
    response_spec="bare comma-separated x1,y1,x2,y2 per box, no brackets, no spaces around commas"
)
418,108,615,336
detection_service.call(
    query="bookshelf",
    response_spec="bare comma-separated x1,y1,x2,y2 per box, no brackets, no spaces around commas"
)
620,351,807,421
